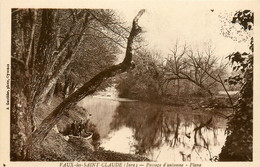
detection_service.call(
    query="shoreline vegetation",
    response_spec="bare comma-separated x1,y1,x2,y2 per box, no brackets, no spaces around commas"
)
31,96,150,161
30,92,233,161
10,8,252,161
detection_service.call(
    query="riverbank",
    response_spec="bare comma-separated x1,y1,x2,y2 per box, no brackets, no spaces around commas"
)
118,91,238,110
31,129,149,161
32,92,232,161
32,96,149,161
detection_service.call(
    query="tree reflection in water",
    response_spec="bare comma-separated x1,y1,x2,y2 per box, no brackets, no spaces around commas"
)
109,101,228,161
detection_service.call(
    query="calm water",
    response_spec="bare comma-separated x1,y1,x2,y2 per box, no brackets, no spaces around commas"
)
78,96,228,162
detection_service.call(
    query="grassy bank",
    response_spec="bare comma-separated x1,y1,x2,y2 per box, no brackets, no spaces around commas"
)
32,96,149,161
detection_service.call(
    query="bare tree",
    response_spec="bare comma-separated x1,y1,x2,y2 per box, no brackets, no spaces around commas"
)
11,9,145,160
165,42,187,96
165,43,227,97
30,9,145,159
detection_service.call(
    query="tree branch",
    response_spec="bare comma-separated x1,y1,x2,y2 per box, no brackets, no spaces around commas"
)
25,10,37,70
30,10,145,145
11,56,25,67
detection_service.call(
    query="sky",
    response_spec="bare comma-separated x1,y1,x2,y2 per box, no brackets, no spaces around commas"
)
115,7,252,63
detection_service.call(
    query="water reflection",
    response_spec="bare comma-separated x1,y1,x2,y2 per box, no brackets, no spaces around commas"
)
78,97,120,138
79,97,228,162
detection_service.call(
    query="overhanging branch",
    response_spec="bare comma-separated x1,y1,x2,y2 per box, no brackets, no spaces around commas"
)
30,10,145,146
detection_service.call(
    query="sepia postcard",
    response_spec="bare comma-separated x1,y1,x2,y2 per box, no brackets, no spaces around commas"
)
0,0,260,167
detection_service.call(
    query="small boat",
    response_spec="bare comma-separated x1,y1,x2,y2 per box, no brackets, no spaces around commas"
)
68,132,93,141
82,132,93,140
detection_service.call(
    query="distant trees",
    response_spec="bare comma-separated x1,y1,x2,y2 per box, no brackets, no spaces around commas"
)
116,42,227,103
165,43,227,97
116,49,166,101
11,9,145,160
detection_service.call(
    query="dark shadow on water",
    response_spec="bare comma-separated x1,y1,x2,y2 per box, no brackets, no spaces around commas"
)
107,101,228,161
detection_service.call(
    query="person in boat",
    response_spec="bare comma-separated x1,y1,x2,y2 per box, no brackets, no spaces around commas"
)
71,120,77,136
78,120,82,136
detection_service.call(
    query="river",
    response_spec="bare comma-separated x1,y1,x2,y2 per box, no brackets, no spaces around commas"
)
78,95,229,162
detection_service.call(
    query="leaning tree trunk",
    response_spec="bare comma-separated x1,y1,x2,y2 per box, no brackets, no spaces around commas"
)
27,9,145,155
11,9,93,160
44,84,56,105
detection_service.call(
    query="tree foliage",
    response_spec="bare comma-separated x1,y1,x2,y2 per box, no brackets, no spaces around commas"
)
116,49,165,101
116,43,227,104
219,10,253,161
11,9,144,160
